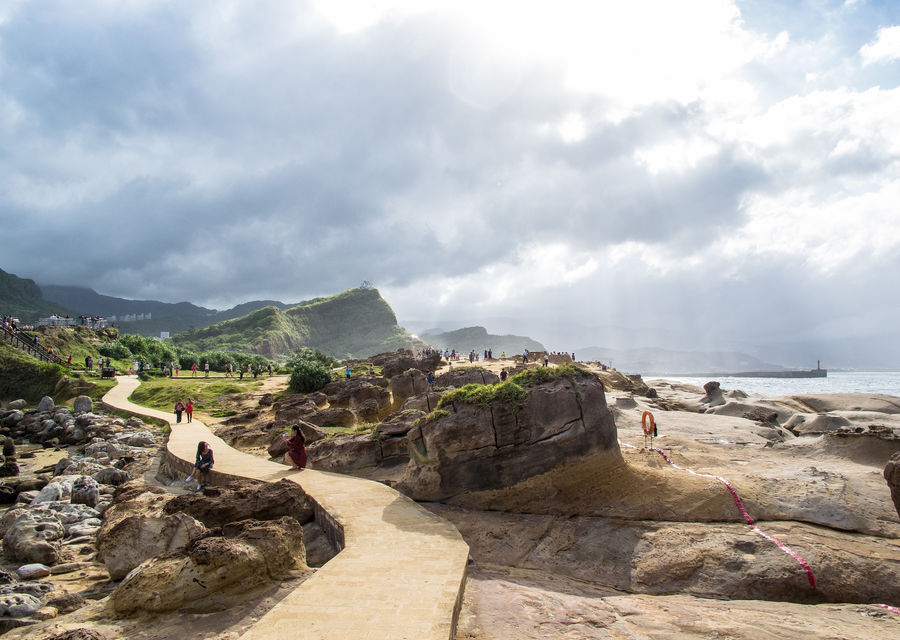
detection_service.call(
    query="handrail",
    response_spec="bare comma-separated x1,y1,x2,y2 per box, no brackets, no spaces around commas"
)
1,323,67,366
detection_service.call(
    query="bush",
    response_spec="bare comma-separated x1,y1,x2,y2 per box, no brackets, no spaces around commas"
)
289,359,332,393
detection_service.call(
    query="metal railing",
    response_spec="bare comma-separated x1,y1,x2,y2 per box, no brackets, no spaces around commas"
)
1,324,67,366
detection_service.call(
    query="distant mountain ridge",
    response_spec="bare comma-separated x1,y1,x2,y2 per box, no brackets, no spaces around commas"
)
576,346,788,375
39,284,295,336
419,326,544,355
0,269,74,320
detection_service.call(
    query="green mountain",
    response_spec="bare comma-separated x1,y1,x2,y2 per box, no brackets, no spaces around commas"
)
171,287,420,360
419,326,544,355
40,284,295,337
0,268,74,321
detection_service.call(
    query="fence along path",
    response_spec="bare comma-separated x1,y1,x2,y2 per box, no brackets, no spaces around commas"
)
102,376,469,640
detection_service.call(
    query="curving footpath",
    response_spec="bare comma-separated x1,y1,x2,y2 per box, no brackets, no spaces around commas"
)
103,376,469,640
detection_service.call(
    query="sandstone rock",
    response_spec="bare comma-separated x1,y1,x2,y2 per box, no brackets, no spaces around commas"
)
398,369,621,501
308,433,381,472
7,400,26,410
377,410,426,437
162,478,314,528
784,413,853,435
109,517,306,615
0,461,19,477
1,410,24,427
38,396,55,412
30,480,71,504
434,367,499,388
16,563,51,579
0,581,54,598
399,391,443,413
322,378,391,416
0,593,42,617
390,369,429,409
3,510,64,564
126,431,156,447
0,484,16,504
273,395,319,424
885,452,900,519
45,593,86,614
2,438,15,457
96,511,208,580
71,476,101,508
701,381,725,407
0,508,27,537
0,570,14,585
72,396,93,413
92,467,130,486
305,407,356,429
32,606,58,620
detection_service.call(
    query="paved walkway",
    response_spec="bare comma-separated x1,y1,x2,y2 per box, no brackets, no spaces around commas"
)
103,376,469,640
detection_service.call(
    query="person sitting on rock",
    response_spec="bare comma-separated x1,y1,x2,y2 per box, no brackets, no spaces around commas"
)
280,425,307,470
186,441,214,490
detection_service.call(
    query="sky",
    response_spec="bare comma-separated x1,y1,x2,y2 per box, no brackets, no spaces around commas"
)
2,0,899,366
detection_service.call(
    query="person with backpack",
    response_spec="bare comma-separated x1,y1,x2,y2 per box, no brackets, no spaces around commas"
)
174,400,185,423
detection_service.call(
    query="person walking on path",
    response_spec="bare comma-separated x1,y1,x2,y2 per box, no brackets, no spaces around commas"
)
185,398,194,423
280,425,307,470
191,363,198,377
543,353,549,367
186,441,214,490
174,400,185,423
204,362,210,378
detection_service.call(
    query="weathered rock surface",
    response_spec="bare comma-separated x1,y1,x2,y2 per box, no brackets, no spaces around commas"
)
72,396,92,413
389,369,430,409
109,517,307,615
97,511,207,580
434,367,499,388
398,369,621,502
162,479,314,528
3,510,64,564
886,452,900,519
0,593,42,617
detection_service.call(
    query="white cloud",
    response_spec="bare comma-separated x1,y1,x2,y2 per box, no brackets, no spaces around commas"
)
860,25,900,66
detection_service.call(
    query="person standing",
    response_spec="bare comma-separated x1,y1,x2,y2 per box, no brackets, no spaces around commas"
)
185,398,194,423
174,400,185,423
191,363,198,377
345,365,352,379
543,353,549,367
500,369,508,382
280,425,307,470
204,362,209,378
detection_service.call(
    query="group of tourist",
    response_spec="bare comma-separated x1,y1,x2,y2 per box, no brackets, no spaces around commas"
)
173,398,194,423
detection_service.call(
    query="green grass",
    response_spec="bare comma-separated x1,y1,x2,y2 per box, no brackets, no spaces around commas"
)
510,363,590,386
128,378,264,417
437,381,528,412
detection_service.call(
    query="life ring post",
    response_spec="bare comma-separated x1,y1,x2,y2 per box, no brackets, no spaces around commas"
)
641,410,656,449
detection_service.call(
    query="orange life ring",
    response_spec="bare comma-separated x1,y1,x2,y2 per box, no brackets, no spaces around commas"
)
641,411,656,436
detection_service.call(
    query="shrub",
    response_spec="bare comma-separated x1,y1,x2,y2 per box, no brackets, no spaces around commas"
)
289,358,332,393
437,381,528,412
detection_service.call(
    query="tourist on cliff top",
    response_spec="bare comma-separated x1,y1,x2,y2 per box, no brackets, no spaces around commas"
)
185,398,194,423
280,425,307,471
186,441,214,490
345,365,352,379
427,371,435,386
544,353,549,367
174,400,185,423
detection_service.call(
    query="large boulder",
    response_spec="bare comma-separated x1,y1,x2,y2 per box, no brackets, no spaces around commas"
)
3,510,64,564
38,396,55,413
390,369,430,409
162,479,314,528
397,369,621,502
266,421,326,459
701,381,725,407
304,407,356,429
96,511,207,580
108,517,306,615
70,476,101,508
72,396,93,413
308,434,382,472
434,367,499,388
886,452,900,519
0,593,42,618
273,395,319,424
7,400,26,410
366,349,442,378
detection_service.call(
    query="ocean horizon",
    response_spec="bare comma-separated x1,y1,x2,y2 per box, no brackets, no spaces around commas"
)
647,371,900,398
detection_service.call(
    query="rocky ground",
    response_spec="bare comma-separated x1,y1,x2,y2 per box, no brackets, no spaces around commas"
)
206,351,900,638
2,350,899,638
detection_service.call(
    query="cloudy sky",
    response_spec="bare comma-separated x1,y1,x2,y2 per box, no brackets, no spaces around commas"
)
2,1,899,365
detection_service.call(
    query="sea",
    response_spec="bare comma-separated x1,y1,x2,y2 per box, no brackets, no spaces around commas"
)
646,371,900,397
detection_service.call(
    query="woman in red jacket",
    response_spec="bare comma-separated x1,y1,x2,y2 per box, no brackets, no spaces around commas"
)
280,425,307,470
185,398,194,423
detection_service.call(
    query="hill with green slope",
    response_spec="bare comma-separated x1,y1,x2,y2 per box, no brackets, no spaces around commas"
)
419,325,544,355
172,288,420,360
0,268,74,321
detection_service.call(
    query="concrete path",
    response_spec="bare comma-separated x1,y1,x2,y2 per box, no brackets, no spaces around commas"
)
103,376,469,640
